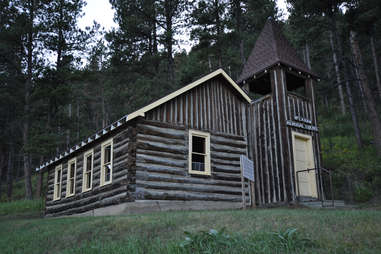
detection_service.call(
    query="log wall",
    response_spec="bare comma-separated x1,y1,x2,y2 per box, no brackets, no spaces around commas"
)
145,76,247,136
134,120,249,202
140,77,250,203
45,126,134,217
247,68,322,205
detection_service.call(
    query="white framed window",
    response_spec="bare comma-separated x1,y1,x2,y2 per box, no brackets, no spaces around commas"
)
100,139,113,186
66,158,77,197
188,130,211,176
82,149,94,192
53,164,63,201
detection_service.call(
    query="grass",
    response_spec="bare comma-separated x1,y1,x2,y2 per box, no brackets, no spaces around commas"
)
0,207,380,253
0,199,43,218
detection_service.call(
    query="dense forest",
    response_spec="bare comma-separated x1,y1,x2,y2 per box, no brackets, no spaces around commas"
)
0,0,380,203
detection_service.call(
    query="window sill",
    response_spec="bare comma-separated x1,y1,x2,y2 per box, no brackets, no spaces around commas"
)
100,181,112,187
65,193,75,198
189,170,211,176
82,188,92,193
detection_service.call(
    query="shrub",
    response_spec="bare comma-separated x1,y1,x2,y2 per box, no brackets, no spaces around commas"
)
177,228,315,254
354,182,373,203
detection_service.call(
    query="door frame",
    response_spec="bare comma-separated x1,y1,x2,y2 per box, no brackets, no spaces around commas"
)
291,131,318,198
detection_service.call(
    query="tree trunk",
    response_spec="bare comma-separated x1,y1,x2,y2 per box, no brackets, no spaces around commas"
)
0,151,5,199
343,59,363,148
329,31,346,115
214,0,222,68
102,87,106,128
164,0,174,84
232,0,245,66
76,99,80,140
7,144,13,201
36,156,43,198
335,31,363,148
351,54,368,113
350,30,381,156
305,41,311,69
23,0,34,200
66,103,71,148
370,34,381,99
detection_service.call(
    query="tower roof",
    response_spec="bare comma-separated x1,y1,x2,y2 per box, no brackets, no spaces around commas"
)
237,20,316,84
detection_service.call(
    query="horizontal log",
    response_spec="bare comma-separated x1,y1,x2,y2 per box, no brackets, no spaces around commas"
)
211,132,245,142
137,123,185,140
212,172,241,181
137,133,184,146
212,164,240,174
212,158,240,167
136,164,187,176
112,154,129,166
138,149,185,161
46,181,128,209
113,142,129,156
137,141,186,155
136,188,248,202
47,192,128,217
136,180,243,195
136,171,242,188
211,143,246,155
212,152,241,162
138,119,186,131
113,135,129,149
136,153,186,168
210,138,246,149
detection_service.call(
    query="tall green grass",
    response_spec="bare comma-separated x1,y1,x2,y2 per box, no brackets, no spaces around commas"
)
1,208,380,254
0,199,43,217
61,228,315,254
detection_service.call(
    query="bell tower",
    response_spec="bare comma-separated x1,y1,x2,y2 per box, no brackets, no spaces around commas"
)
238,20,322,205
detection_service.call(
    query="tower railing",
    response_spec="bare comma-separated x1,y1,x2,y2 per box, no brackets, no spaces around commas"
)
296,167,334,207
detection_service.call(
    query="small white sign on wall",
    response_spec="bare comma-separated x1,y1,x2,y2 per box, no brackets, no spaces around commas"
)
240,155,254,182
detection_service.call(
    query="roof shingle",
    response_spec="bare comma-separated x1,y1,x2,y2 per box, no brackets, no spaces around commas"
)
237,19,316,84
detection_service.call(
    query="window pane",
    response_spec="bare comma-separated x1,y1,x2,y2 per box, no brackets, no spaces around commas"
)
192,154,205,171
104,145,111,163
70,179,75,194
192,136,205,154
86,173,91,189
105,164,111,182
86,155,92,172
70,163,75,178
57,170,61,182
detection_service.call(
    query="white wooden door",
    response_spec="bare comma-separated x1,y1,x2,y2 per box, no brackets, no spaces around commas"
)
292,132,317,198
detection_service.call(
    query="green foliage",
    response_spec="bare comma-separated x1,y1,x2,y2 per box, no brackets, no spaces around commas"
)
0,174,47,202
1,209,381,253
0,199,43,217
353,182,373,203
320,108,381,202
178,228,314,254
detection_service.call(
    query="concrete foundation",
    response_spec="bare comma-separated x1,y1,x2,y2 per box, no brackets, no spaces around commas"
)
56,200,242,217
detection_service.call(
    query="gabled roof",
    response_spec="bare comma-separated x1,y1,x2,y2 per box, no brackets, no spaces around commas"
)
36,69,251,172
237,19,316,84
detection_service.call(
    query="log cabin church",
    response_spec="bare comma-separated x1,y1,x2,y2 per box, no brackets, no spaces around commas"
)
37,20,324,217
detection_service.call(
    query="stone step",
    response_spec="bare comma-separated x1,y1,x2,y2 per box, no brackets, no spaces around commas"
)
300,200,351,208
